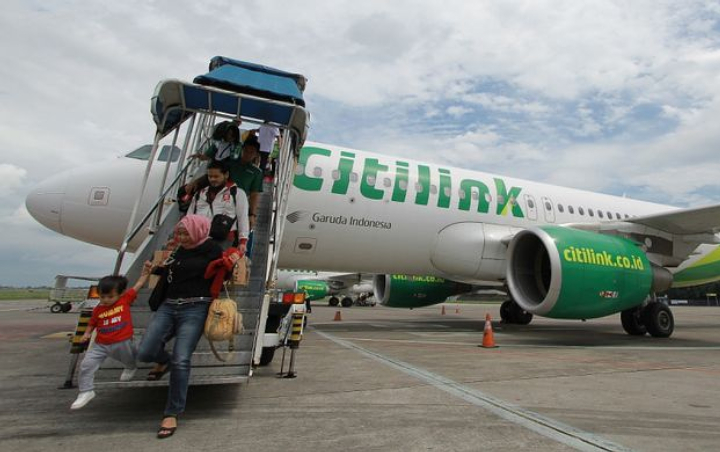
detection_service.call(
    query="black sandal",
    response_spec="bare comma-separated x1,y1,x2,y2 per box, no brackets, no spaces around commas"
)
157,416,177,439
147,363,170,381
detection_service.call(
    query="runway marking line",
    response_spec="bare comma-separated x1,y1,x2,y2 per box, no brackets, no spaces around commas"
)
41,331,74,339
316,329,633,452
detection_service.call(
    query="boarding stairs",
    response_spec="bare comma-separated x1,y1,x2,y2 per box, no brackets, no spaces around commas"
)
93,179,275,387
68,56,310,389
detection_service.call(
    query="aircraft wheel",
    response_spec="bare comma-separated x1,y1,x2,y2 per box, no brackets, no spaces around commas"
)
259,347,276,366
61,303,73,313
341,297,353,308
504,301,532,325
621,306,647,336
642,303,674,338
511,303,533,325
328,296,339,307
258,314,282,366
50,303,63,314
500,300,514,323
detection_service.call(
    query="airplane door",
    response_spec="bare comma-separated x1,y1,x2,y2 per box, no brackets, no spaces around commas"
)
524,194,537,221
541,196,555,223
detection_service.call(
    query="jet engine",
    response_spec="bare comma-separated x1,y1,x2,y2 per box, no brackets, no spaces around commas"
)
373,274,472,308
506,226,672,319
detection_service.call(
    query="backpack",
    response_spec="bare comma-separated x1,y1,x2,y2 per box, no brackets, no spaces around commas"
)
204,297,243,361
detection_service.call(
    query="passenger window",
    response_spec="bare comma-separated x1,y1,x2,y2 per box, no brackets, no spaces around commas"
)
497,195,505,205
331,170,340,181
579,207,585,215
158,145,181,162
366,175,376,185
615,212,621,220
598,210,604,218
485,193,492,203
414,182,423,192
350,172,359,183
472,191,479,200
568,206,574,214
588,208,594,217
443,187,451,197
624,214,629,219
527,199,535,208
126,145,181,162
313,167,323,178
558,204,564,213
430,184,438,194
294,164,305,176
459,189,466,200
399,180,408,190
126,145,153,160
383,177,392,188
544,201,552,210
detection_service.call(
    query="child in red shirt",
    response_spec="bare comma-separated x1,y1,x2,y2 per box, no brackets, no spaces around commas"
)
71,262,152,410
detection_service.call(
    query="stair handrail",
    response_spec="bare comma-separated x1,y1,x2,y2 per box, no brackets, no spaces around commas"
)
113,157,196,274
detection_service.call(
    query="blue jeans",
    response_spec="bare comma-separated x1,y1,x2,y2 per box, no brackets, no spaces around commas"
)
137,301,209,416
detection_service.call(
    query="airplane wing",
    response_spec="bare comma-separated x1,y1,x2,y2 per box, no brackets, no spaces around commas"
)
625,203,720,236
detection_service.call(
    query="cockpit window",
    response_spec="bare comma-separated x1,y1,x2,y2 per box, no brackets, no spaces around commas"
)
125,145,181,162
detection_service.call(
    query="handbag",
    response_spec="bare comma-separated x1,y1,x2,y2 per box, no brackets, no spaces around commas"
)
148,267,168,311
148,249,176,311
204,285,243,361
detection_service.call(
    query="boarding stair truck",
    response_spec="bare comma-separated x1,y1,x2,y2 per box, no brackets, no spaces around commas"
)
77,57,309,388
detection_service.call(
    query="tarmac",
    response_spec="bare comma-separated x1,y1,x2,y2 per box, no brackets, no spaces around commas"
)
1,299,719,452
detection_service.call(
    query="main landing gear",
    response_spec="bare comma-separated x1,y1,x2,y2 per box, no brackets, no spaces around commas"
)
621,302,674,338
500,300,533,325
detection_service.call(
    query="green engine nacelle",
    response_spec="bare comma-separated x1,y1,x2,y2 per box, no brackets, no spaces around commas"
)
294,280,329,301
506,226,671,319
373,274,472,308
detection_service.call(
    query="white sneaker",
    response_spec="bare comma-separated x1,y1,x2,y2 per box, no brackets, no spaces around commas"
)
71,390,96,410
120,368,137,382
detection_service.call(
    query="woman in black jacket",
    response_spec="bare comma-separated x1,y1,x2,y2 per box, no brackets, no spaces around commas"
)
137,214,222,438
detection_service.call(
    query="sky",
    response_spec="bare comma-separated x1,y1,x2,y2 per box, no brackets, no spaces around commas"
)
1,0,719,286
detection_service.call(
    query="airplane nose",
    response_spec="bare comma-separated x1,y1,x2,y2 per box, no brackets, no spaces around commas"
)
25,178,66,233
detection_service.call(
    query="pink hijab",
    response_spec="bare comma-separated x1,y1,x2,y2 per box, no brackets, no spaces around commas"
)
176,214,210,249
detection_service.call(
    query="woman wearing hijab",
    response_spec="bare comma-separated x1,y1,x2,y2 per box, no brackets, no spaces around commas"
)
137,215,222,439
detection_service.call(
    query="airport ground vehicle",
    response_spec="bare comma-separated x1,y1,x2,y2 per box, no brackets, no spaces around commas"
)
48,275,100,313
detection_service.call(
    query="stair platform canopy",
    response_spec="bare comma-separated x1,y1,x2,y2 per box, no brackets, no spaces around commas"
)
151,56,309,145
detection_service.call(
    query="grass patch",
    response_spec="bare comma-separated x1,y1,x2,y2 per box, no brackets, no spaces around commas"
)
0,289,50,300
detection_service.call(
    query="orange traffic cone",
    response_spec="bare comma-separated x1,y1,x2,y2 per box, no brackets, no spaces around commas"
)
441,305,446,315
480,313,498,348
333,310,342,321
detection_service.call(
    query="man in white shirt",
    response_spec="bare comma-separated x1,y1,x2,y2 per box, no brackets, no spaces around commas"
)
257,122,279,174
188,160,250,253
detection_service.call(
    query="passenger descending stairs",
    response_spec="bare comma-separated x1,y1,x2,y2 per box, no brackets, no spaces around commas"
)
94,181,274,388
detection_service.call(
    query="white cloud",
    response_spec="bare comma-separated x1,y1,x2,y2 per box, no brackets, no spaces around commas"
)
0,164,27,193
1,0,720,284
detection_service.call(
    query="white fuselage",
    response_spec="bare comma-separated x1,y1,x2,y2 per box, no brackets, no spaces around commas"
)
276,142,675,282
26,141,688,284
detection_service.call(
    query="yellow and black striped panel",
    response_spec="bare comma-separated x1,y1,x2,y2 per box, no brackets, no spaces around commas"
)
288,313,304,347
69,309,93,354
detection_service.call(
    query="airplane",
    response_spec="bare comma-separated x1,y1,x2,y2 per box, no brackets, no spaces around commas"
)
276,269,375,307
26,141,720,338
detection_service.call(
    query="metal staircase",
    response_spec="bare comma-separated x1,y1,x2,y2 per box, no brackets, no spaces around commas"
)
93,179,274,387
63,57,309,389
